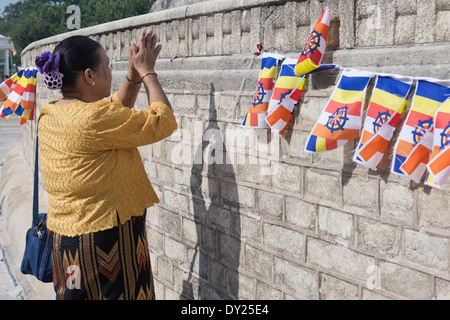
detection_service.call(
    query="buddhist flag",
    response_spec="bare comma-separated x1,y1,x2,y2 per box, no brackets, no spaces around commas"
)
425,98,450,188
265,58,306,135
10,40,17,56
0,70,21,100
242,52,284,128
392,80,450,181
0,68,38,125
400,128,434,183
294,7,330,76
354,75,413,170
305,69,373,152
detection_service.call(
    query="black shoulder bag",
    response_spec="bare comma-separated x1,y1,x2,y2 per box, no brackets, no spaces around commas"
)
20,122,53,282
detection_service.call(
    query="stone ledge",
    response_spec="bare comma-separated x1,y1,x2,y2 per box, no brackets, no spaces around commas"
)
21,0,284,55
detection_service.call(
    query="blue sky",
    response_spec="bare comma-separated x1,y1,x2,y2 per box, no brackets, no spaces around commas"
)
0,0,21,14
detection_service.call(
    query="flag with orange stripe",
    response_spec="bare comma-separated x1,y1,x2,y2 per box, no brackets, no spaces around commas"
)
304,69,373,152
295,7,330,76
425,98,450,188
242,52,284,128
0,70,21,101
353,75,413,170
400,127,434,182
265,58,306,135
392,79,450,182
0,68,38,125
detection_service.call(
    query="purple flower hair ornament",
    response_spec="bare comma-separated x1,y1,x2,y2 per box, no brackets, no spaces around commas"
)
35,52,61,75
35,52,64,90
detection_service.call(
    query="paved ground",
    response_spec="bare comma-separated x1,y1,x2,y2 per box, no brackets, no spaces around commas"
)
0,109,25,300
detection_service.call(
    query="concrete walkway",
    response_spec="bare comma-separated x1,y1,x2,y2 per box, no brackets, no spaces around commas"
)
0,111,25,300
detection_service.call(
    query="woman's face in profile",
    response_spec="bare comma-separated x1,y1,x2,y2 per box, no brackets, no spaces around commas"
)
93,46,113,98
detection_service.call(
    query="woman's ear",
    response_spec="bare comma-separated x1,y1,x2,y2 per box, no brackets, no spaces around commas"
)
84,68,96,86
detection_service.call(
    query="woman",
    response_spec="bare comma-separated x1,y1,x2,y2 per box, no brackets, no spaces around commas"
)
36,29,177,300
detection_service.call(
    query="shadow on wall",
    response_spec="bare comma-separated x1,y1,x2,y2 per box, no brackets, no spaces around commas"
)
182,83,241,300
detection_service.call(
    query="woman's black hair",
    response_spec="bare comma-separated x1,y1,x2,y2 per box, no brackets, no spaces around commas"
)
53,35,102,90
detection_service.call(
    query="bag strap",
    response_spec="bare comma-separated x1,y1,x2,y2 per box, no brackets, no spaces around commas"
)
32,118,40,228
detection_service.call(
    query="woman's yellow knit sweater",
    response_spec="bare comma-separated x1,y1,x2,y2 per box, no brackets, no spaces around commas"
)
38,93,177,237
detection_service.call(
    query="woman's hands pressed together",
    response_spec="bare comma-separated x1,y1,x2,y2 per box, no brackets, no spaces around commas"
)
130,29,162,78
120,29,171,109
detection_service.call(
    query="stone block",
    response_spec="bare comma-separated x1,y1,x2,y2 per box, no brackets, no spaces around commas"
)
156,257,173,285
418,189,450,230
436,11,450,41
236,272,254,299
273,256,318,299
403,229,448,271
342,174,378,213
255,281,282,300
220,180,254,209
182,217,198,245
147,228,164,253
156,163,174,184
172,94,196,116
380,181,414,224
318,206,354,241
436,278,450,300
201,226,216,256
361,288,392,300
209,259,227,289
256,190,283,221
245,244,272,279
380,262,433,299
307,238,376,281
280,129,311,162
271,161,302,193
165,236,187,264
218,232,241,268
357,217,398,255
319,274,359,300
207,204,232,231
395,15,416,44
415,0,436,43
311,146,345,167
299,96,330,126
263,223,304,258
159,207,182,237
305,168,341,206
285,197,316,230
393,0,417,15
238,213,262,243
163,188,190,214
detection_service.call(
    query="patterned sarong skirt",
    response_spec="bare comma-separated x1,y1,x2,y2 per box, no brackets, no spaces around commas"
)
48,214,155,300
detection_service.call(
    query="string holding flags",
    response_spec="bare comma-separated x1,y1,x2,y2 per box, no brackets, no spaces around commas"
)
0,67,38,125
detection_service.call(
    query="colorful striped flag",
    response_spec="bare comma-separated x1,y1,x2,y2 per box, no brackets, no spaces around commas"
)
0,68,38,125
265,58,306,135
400,127,434,183
295,7,330,76
353,75,413,170
305,69,373,152
392,80,450,181
10,40,17,56
425,98,450,188
0,70,22,100
242,52,284,128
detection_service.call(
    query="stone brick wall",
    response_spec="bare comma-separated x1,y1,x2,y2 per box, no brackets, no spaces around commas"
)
18,0,450,299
